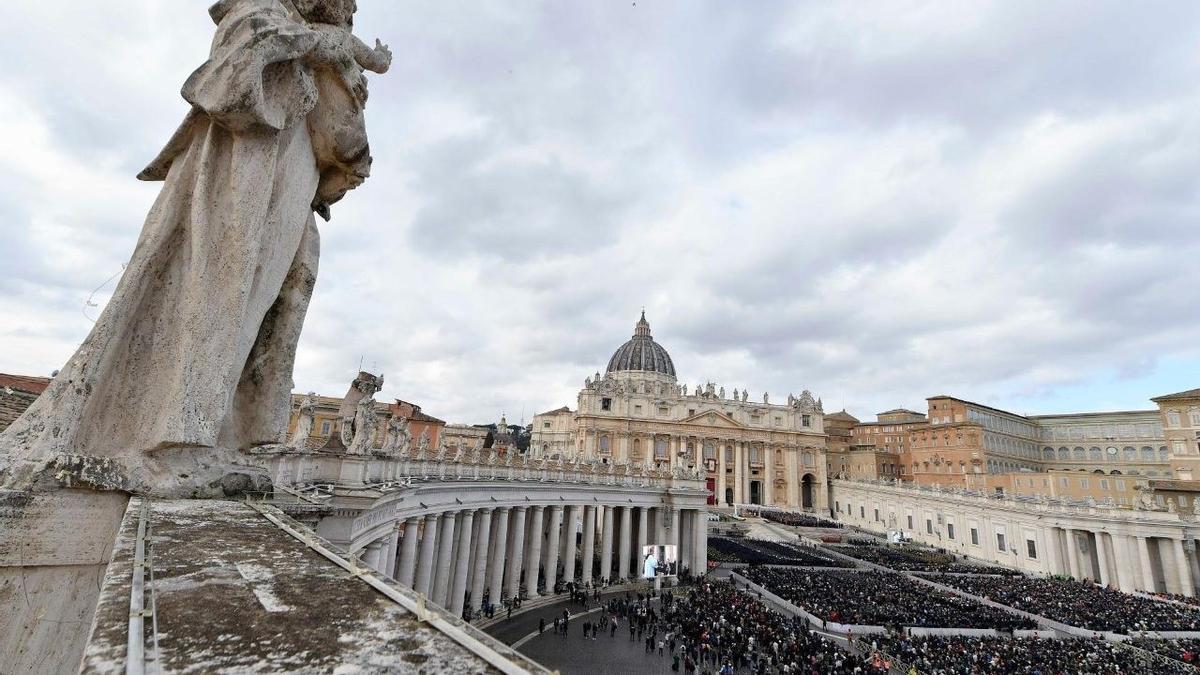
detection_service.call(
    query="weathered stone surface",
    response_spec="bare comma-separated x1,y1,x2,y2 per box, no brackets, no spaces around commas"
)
81,499,497,674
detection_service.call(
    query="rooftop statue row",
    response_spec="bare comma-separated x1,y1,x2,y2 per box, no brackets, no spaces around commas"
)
582,373,823,413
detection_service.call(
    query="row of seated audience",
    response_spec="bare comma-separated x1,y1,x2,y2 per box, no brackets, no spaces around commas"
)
1131,638,1200,668
707,537,853,568
748,509,843,529
926,574,1200,632
650,580,887,674
742,568,1035,630
828,541,1018,574
871,635,1193,675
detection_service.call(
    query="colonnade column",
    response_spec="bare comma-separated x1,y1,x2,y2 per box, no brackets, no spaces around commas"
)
717,445,727,505
415,513,439,596
1093,531,1111,588
432,512,457,606
488,508,511,607
362,540,383,572
618,506,632,580
450,510,475,616
1064,528,1080,579
506,507,529,601
397,517,421,587
600,506,614,582
581,505,596,584
1137,536,1156,592
385,527,400,578
1174,539,1196,597
468,508,494,613
1112,534,1136,592
669,508,681,554
562,505,580,586
693,510,707,576
635,507,649,573
1044,527,1062,576
733,443,744,503
763,447,774,506
524,506,545,597
544,506,563,592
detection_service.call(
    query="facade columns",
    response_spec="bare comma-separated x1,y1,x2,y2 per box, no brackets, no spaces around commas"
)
468,508,493,613
544,506,563,592
398,517,421,587
562,505,580,585
506,507,528,600
524,507,545,597
600,506,615,582
1137,536,1156,592
1064,528,1080,579
764,447,774,506
669,507,681,553
582,505,597,584
717,444,727,505
487,508,510,608
733,443,744,503
415,513,440,597
450,510,475,616
1044,527,1062,576
362,540,383,573
618,506,633,580
385,527,400,578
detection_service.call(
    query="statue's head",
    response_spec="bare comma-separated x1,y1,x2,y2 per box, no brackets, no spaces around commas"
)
293,0,355,25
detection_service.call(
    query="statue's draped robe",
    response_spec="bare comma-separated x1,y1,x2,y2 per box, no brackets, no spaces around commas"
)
2,0,345,483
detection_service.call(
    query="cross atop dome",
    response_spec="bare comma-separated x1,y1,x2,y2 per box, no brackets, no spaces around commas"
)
634,310,651,337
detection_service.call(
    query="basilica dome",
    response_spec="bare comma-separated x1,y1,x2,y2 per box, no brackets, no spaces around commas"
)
605,312,676,379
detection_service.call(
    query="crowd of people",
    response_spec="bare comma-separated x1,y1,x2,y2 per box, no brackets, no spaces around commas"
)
708,537,853,568
748,509,842,529
828,541,1017,574
1131,638,1200,668
635,580,886,674
871,635,1192,674
742,568,1035,630
928,574,1200,633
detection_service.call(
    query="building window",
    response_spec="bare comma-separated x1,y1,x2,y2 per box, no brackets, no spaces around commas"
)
751,414,761,424
658,406,669,416
874,508,880,521
688,409,696,416
1116,479,1126,490
543,422,551,429
926,519,933,534
860,506,865,518
1167,411,1181,427
320,420,331,435
802,414,811,427
835,501,841,513
655,439,668,459
724,447,733,461
907,515,914,529
601,398,612,411
599,435,611,454
750,447,762,464
1081,478,1089,489
1026,540,1037,559
704,442,716,460
803,452,814,468
634,404,642,415
1100,479,1109,490
970,528,980,546
997,532,1007,553
1191,410,1200,426
947,524,956,540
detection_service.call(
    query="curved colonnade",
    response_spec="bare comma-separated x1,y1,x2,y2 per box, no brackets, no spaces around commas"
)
262,451,710,618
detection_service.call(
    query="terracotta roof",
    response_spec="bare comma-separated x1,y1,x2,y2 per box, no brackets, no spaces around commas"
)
824,410,859,423
538,406,572,416
0,387,39,432
1148,479,1200,491
878,408,925,417
1152,388,1200,402
0,373,51,395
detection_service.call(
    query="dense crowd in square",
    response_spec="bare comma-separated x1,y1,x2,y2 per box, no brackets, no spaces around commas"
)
707,537,853,568
553,580,887,674
826,541,1018,574
747,509,843,529
742,568,1035,630
871,635,1192,675
1130,638,1200,668
927,574,1200,632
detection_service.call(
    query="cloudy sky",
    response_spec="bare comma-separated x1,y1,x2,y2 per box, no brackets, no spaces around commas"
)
3,1,1199,425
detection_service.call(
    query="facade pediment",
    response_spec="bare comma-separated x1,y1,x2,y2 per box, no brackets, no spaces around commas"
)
681,410,744,429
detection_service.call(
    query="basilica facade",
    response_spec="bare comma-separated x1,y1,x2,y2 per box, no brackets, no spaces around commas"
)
531,313,829,509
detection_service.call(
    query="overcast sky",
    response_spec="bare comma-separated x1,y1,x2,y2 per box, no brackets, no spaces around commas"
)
3,1,1199,425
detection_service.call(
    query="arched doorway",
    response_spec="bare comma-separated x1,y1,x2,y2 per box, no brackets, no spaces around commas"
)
749,481,762,505
801,474,815,509
724,487,734,505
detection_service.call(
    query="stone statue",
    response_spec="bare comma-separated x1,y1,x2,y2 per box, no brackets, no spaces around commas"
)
681,384,688,396
731,388,738,401
433,438,448,462
1168,499,1178,513
504,450,514,466
381,415,410,456
696,383,704,397
415,428,431,459
346,386,380,455
288,392,317,449
0,0,390,496
1137,489,1159,511
763,392,769,404
741,390,749,402
451,442,465,463
706,382,716,397
585,376,592,388
719,387,725,399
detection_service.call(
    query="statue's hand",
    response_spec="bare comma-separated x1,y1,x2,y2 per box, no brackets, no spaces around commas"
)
373,39,393,71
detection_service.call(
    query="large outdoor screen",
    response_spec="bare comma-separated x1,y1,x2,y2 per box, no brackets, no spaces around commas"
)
641,544,678,578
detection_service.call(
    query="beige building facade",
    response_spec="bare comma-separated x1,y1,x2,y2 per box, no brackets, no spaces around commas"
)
531,314,829,509
1154,388,1200,479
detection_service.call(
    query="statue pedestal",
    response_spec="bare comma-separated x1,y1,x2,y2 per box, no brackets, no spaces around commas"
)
338,456,370,487
0,489,129,675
